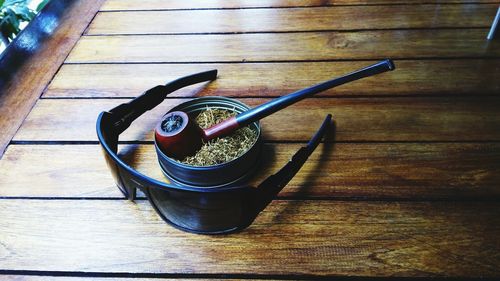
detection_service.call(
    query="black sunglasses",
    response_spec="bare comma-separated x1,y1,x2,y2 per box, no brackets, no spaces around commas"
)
96,70,332,234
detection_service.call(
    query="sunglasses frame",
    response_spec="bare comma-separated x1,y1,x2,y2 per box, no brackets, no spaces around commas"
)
96,70,332,234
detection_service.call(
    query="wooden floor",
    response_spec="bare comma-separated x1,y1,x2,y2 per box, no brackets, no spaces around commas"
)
1,0,500,279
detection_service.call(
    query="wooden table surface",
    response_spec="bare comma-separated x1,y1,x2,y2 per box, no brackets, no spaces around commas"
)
1,0,500,280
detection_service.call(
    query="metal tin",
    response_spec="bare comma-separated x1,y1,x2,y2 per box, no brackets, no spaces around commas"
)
154,97,262,188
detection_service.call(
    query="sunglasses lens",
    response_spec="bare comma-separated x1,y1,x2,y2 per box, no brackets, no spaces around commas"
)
147,187,250,234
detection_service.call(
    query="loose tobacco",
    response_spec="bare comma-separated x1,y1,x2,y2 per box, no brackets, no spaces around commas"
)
179,107,257,166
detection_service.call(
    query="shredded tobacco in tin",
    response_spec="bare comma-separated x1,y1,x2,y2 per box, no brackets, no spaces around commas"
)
179,107,257,166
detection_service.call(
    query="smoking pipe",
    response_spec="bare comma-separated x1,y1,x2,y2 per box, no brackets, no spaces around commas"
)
155,59,395,159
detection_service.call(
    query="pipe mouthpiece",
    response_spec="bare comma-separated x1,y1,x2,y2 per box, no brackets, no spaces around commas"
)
384,59,396,71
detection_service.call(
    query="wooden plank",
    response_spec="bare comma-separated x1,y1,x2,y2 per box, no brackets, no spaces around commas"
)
88,5,497,35
12,98,500,142
66,30,499,63
0,277,267,281
1,143,499,199
0,0,105,158
100,0,500,11
44,59,500,98
0,145,121,198
0,199,498,276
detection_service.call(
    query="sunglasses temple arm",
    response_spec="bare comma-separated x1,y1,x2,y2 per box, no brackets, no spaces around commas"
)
108,69,218,135
251,114,333,214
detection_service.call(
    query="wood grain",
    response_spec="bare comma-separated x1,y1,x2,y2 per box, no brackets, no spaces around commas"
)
2,1,499,279
88,5,497,35
1,143,499,199
0,0,105,158
44,59,500,98
0,199,498,276
13,98,500,142
0,277,266,281
66,29,499,63
100,0,500,11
